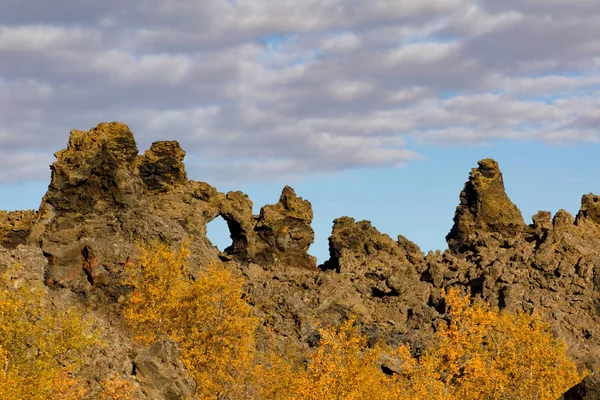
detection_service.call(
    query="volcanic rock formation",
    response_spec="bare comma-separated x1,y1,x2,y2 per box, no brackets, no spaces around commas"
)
446,158,526,252
0,210,37,249
1,122,599,398
28,122,315,295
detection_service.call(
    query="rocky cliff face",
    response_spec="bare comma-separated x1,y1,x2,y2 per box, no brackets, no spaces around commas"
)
1,122,599,398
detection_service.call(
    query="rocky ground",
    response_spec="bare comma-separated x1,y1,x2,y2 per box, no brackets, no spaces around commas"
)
1,121,599,399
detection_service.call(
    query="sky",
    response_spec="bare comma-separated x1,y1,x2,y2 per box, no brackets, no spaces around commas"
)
1,0,599,263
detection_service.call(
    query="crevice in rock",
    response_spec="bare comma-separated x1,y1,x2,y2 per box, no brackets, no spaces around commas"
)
372,286,400,298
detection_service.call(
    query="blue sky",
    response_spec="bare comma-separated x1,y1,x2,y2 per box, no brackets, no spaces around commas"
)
1,0,599,263
207,139,600,262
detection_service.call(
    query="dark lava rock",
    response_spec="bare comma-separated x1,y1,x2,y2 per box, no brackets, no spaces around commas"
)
31,122,318,292
0,210,37,249
250,186,316,270
446,158,525,252
138,141,187,192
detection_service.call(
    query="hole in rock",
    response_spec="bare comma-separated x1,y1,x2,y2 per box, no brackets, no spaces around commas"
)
206,216,233,252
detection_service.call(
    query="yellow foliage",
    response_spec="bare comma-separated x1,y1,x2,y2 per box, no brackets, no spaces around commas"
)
124,242,583,400
266,319,395,400
124,241,259,399
247,342,304,399
293,319,387,400
99,373,137,400
393,288,584,400
0,266,97,400
123,240,191,346
172,262,259,398
252,290,583,400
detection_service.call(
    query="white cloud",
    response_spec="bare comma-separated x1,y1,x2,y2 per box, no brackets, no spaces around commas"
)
0,25,97,52
89,52,192,84
387,86,430,104
494,74,600,96
0,150,53,182
320,32,361,53
327,80,373,101
0,0,599,184
450,5,524,36
385,41,459,66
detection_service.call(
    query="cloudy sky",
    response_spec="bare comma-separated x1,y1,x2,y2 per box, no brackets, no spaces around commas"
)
1,0,599,262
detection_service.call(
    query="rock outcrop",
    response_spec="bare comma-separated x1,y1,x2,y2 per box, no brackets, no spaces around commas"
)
133,341,196,399
29,122,317,296
2,122,599,398
577,193,600,226
0,210,37,249
446,158,526,252
138,141,188,192
249,186,316,269
435,165,600,397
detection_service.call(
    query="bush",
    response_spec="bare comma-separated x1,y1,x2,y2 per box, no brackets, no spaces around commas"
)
392,288,584,400
257,318,393,400
253,289,584,400
124,241,259,399
0,265,97,399
124,242,584,400
99,373,137,400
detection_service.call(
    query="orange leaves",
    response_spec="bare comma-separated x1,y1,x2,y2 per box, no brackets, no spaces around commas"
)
248,318,392,400
99,373,137,400
123,242,583,400
0,266,98,399
49,369,88,400
123,240,191,346
394,288,584,400
253,289,583,400
123,241,259,399
174,262,259,398
295,318,387,400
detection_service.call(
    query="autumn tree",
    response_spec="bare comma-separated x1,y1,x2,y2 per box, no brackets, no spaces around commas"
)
253,318,397,400
0,265,98,399
124,242,583,400
123,241,259,399
253,290,583,400
392,288,584,400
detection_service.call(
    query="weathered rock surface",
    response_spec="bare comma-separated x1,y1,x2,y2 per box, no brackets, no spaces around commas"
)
446,158,526,252
249,186,316,269
133,341,196,399
2,122,600,398
0,210,37,249
0,245,158,399
432,162,600,397
29,122,316,295
138,141,188,192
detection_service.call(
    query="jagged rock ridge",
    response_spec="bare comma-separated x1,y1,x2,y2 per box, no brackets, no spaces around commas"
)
27,122,315,294
1,122,599,399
